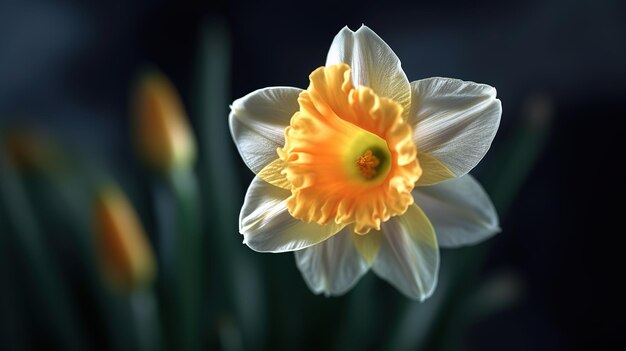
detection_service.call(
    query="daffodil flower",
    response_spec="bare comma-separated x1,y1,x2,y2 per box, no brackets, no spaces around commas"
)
229,25,501,300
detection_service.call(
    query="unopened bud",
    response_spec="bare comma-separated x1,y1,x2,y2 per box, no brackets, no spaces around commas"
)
93,184,156,293
4,129,65,173
132,69,196,172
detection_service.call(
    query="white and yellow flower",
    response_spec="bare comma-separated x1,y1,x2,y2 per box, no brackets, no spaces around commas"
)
229,26,501,300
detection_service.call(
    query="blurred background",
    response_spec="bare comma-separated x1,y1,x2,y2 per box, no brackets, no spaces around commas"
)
1,0,624,350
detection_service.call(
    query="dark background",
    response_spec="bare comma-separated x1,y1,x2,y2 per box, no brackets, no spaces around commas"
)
1,0,625,349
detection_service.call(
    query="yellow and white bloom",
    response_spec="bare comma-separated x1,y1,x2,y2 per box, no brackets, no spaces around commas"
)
229,26,501,300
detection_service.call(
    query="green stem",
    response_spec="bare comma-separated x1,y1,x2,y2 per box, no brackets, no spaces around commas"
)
131,290,162,351
169,168,203,351
0,148,88,351
332,274,379,351
0,206,27,350
193,17,257,350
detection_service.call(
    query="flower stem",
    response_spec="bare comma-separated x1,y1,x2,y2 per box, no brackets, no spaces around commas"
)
193,17,265,350
0,146,88,351
175,168,203,351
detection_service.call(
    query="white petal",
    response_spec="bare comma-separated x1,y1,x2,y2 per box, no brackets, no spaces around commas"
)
413,175,500,248
409,78,501,176
373,205,439,300
326,25,411,116
229,87,302,174
239,176,344,253
295,228,369,296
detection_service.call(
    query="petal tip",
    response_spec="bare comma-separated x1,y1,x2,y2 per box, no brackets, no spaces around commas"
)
356,24,374,34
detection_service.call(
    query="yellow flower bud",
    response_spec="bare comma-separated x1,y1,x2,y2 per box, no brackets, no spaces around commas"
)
4,129,65,173
93,184,156,293
132,69,196,172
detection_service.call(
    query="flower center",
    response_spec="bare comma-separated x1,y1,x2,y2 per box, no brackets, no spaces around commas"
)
356,150,379,179
280,64,422,234
341,129,392,185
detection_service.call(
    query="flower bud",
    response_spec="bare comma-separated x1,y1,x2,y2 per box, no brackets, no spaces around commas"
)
4,129,65,173
132,69,196,172
93,184,156,292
